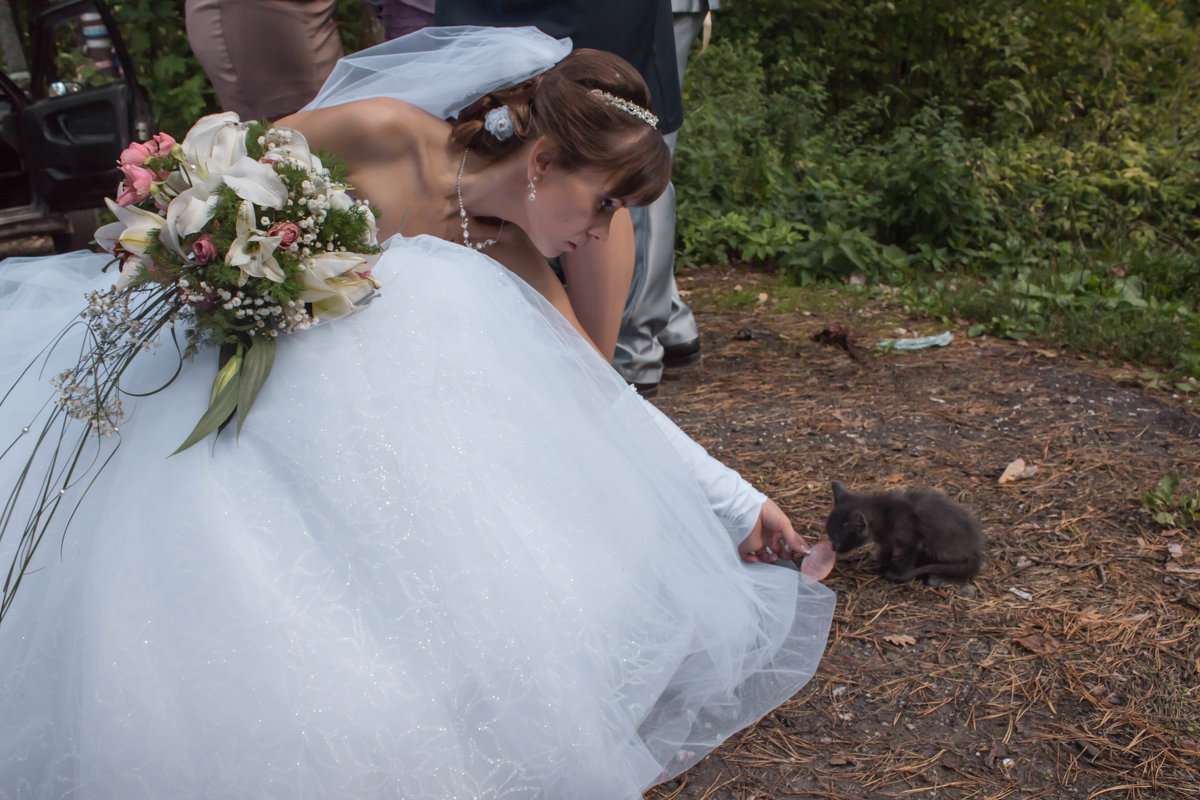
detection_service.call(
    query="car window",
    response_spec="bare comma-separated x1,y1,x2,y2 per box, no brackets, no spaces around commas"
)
45,7,122,97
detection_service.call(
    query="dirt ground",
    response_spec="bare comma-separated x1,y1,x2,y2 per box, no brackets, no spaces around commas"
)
645,267,1200,800
4,236,1197,799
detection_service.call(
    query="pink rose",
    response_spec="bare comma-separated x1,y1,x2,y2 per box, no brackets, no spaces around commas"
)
118,132,176,168
151,132,176,154
119,141,151,166
269,221,301,249
116,163,157,206
191,233,219,265
115,184,142,207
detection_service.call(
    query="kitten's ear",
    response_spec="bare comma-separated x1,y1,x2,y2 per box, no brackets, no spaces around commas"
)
832,480,851,504
852,509,869,533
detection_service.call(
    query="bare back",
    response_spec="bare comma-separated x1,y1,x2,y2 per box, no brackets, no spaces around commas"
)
276,98,600,348
279,98,460,241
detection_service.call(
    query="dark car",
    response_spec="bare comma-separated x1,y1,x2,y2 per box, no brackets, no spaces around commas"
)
0,0,153,251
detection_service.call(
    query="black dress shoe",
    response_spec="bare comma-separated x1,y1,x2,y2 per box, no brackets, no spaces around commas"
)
662,337,701,367
632,381,659,398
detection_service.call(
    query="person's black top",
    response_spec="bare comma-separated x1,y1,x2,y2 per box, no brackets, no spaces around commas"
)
434,0,682,133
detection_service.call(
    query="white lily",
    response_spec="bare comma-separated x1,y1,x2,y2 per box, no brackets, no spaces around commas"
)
95,197,164,257
180,112,247,181
261,130,315,171
303,251,369,283
227,201,286,284
112,254,152,292
223,156,288,210
161,185,221,260
299,252,381,321
160,168,191,199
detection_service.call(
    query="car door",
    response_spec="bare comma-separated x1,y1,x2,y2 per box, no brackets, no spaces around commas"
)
1,0,153,245
1,1,31,210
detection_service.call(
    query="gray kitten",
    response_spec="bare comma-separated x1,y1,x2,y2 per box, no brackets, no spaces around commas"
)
824,480,984,586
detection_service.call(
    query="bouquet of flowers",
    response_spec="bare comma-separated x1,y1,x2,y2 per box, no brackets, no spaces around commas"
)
70,111,382,452
0,113,381,622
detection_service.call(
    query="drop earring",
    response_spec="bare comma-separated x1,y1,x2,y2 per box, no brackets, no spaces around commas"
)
527,177,538,202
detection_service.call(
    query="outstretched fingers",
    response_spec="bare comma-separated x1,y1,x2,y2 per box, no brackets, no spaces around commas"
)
739,499,813,564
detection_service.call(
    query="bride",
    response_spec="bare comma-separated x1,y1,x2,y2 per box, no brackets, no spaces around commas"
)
0,26,834,799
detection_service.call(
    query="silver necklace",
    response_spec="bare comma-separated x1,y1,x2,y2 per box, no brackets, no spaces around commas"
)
456,148,504,251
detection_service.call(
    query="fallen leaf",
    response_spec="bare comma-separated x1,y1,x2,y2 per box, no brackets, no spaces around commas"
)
849,273,866,286
1016,633,1061,654
999,458,1026,483
999,458,1038,484
1008,587,1034,601
1167,543,1184,560
756,292,769,304
1034,348,1059,358
828,754,853,766
883,634,917,648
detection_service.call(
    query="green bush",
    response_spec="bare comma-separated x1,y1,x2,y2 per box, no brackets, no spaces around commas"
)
108,0,215,138
674,0,1200,379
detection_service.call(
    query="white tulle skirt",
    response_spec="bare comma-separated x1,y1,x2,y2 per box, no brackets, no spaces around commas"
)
0,237,834,800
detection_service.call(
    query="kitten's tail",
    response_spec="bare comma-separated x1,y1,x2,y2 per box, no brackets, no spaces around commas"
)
892,557,984,583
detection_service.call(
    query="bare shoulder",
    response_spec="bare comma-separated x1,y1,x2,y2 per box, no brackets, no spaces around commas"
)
276,98,445,164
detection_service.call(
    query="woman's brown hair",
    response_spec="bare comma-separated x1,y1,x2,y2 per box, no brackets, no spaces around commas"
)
450,49,671,207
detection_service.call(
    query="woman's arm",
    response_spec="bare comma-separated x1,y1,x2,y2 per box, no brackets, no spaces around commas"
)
558,208,635,363
636,397,814,562
493,235,607,359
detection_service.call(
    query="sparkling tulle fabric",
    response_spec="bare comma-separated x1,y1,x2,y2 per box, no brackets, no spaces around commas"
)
0,239,834,799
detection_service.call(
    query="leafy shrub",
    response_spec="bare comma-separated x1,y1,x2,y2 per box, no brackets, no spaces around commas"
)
674,0,1200,378
107,0,215,137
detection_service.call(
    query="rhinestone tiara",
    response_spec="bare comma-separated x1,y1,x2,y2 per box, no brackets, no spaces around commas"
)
590,89,658,128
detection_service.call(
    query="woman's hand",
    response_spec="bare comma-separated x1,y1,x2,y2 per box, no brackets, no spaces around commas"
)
738,499,813,563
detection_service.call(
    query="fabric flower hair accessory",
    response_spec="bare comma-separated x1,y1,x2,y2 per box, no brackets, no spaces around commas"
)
483,106,514,141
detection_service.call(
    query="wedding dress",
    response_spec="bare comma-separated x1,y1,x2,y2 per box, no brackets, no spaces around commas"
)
0,28,834,800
